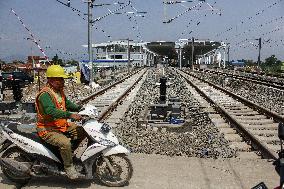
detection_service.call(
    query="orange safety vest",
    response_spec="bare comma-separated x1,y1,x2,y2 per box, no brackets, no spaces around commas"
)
35,86,69,137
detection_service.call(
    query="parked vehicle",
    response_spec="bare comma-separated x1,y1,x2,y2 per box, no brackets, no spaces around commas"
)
1,71,34,89
0,104,133,186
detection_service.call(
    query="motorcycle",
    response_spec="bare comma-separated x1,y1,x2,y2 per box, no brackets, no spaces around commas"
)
0,104,133,187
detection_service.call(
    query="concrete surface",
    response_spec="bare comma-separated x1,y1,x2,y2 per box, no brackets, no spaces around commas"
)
0,153,279,189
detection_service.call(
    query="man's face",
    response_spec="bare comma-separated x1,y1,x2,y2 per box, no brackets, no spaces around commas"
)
48,77,65,91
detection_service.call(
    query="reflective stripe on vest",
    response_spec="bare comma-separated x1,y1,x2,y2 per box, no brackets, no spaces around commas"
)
35,86,68,136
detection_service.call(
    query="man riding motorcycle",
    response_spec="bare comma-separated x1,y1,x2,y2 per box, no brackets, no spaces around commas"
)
35,65,85,179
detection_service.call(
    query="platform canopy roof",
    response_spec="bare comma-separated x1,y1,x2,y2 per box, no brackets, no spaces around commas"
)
145,40,224,60
181,39,223,57
146,41,177,59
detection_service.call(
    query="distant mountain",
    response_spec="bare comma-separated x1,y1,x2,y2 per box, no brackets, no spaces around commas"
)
1,54,27,62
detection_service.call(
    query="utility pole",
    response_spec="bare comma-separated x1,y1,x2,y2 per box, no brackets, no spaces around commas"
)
179,45,182,69
87,0,94,88
0,61,3,102
127,38,131,73
257,37,261,68
191,37,195,70
27,38,35,79
139,44,142,67
227,45,230,64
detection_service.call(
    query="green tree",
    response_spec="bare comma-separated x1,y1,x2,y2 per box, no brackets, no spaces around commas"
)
244,59,255,67
52,54,64,66
66,59,79,66
264,55,279,66
0,59,5,64
0,59,5,70
261,55,282,73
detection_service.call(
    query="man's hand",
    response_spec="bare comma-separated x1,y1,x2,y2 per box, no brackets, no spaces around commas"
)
70,113,82,121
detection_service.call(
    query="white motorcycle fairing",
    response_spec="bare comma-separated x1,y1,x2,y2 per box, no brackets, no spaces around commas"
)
80,119,129,161
81,143,130,162
102,145,130,156
81,143,107,161
82,119,119,144
2,127,60,162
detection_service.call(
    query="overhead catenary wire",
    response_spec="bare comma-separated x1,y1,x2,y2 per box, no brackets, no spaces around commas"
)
92,1,132,23
226,0,283,59
172,1,220,40
163,1,205,23
91,2,146,42
55,0,143,57
91,1,136,42
234,26,283,47
177,2,221,39
127,5,145,40
44,45,83,60
215,0,283,38
55,0,87,20
225,16,284,42
232,25,284,54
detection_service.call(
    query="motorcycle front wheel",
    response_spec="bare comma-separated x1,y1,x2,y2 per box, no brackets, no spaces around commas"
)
95,154,133,187
1,147,32,184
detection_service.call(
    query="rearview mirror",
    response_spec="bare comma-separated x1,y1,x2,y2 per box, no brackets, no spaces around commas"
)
278,122,284,140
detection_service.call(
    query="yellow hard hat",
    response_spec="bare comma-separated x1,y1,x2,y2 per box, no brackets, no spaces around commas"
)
46,65,68,78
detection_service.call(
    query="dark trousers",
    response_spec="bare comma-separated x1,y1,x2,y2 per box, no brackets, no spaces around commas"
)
40,123,85,169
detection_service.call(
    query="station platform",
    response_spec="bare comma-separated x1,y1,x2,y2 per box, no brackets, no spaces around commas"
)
0,153,279,189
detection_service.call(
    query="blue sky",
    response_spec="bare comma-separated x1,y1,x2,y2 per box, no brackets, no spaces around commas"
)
0,0,283,62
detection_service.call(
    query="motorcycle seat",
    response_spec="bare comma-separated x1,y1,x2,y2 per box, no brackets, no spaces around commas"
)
6,123,62,161
6,122,42,142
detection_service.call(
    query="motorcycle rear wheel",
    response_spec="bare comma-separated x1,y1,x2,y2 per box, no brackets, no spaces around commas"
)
1,147,32,184
95,154,133,187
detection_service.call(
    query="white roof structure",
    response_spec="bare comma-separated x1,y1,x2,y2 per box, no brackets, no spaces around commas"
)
82,40,148,48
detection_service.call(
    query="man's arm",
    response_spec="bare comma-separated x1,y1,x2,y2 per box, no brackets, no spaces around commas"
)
65,98,82,112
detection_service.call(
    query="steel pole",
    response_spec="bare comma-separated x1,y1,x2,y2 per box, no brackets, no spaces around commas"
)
31,46,35,79
127,39,130,73
258,38,261,68
191,37,195,70
27,38,35,79
140,44,142,67
179,45,182,69
0,61,3,101
88,0,94,89
227,46,230,64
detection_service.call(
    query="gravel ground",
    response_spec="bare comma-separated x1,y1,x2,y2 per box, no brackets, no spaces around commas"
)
115,68,236,158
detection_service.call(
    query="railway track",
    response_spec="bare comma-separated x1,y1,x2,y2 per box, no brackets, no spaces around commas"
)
199,69,284,90
178,68,284,159
79,69,147,122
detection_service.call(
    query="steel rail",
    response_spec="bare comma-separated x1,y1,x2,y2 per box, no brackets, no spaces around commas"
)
179,69,281,159
97,69,146,122
79,69,141,105
202,69,284,90
189,70,284,123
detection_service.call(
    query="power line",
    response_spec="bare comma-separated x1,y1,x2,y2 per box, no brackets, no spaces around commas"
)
215,0,283,37
163,1,204,23
92,1,131,23
54,0,87,20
